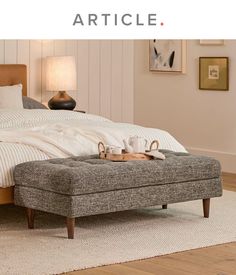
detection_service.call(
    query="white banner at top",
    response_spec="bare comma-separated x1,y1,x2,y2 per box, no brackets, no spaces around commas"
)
0,0,234,39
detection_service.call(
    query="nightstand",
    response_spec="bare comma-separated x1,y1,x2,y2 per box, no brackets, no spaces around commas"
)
73,110,86,113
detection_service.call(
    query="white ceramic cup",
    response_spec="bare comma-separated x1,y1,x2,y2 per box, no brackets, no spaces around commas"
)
105,145,114,154
112,147,122,154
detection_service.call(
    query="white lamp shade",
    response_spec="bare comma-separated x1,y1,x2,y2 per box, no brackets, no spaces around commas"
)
45,56,77,91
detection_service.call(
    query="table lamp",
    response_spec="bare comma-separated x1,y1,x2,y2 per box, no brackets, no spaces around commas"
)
46,56,77,110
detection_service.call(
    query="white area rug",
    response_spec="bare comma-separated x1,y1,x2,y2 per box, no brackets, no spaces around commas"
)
0,190,236,275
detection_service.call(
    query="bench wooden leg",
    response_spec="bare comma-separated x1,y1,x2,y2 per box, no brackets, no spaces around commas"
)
203,198,210,218
66,217,75,239
162,204,167,209
26,208,35,229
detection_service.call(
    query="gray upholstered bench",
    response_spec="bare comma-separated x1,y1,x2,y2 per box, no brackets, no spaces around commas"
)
13,150,222,239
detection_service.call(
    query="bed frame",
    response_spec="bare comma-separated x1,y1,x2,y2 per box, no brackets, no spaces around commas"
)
0,64,27,205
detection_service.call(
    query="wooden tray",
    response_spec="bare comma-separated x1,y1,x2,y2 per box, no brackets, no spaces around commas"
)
98,141,158,161
99,151,152,161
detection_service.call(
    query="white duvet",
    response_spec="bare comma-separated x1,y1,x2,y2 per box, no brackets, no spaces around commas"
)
0,109,186,187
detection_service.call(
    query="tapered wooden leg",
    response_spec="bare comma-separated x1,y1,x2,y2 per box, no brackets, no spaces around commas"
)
66,217,75,239
203,198,210,218
26,208,35,229
162,204,167,209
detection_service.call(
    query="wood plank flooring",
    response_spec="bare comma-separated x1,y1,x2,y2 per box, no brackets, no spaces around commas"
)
67,173,236,275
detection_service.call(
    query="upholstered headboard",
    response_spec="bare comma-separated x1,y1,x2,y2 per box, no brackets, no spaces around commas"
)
0,64,27,96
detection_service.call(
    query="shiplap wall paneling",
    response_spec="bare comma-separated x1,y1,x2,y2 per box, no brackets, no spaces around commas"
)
77,40,89,112
29,41,42,101
111,40,123,122
0,41,4,63
65,40,78,104
122,41,134,123
54,40,66,56
88,41,100,115
41,40,54,103
4,40,17,64
17,40,30,96
100,40,112,119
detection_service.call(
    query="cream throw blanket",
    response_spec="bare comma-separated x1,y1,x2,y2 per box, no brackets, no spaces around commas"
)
0,123,126,158
0,121,187,158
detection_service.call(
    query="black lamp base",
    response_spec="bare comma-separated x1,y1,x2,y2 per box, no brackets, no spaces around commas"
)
48,91,76,110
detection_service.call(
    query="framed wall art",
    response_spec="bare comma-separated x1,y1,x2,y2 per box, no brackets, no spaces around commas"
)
199,57,229,91
149,40,186,73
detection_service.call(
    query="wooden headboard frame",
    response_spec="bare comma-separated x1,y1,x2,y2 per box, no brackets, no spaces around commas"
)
0,64,27,96
0,64,27,205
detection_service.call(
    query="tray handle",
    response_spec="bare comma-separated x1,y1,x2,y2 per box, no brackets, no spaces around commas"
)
98,142,106,154
149,140,159,151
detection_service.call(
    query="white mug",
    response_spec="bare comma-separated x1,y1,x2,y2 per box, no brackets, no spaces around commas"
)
105,145,114,154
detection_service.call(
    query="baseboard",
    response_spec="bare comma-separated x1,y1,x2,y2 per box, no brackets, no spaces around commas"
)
186,147,236,174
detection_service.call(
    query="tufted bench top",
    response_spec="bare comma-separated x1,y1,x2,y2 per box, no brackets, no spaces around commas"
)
14,150,221,196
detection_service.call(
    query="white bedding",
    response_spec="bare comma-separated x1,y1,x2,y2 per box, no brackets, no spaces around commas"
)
0,109,187,187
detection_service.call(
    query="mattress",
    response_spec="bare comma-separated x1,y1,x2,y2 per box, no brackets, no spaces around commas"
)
0,143,49,188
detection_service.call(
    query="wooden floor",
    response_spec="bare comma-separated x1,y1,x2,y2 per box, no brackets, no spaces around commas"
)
67,173,236,275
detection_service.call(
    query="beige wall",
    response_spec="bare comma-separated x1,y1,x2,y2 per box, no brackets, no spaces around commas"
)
134,40,236,173
0,40,134,123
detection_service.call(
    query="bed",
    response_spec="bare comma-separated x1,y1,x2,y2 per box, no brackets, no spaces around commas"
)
0,65,187,205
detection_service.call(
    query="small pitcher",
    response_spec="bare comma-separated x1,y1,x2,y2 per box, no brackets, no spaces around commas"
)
129,136,148,153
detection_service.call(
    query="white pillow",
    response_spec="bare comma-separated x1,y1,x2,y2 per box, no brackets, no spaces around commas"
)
0,84,23,109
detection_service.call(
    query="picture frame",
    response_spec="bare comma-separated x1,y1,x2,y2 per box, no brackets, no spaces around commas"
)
149,40,186,73
199,57,229,91
199,40,224,46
